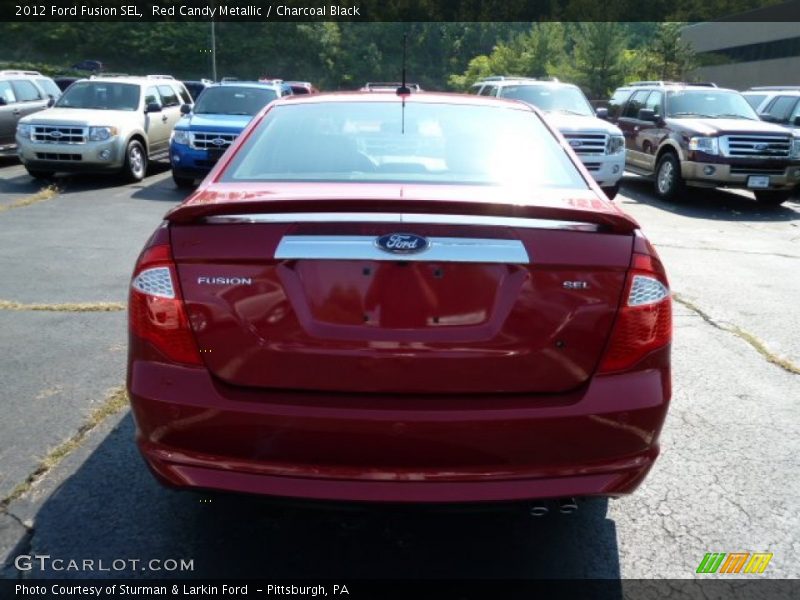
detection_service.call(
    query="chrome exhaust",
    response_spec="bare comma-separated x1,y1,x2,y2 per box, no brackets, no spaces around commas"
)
558,497,578,514
529,502,549,517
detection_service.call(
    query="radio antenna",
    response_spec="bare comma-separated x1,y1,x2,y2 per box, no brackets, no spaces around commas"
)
397,33,410,96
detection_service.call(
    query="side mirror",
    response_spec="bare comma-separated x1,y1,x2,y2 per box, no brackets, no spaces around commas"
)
793,115,800,127
595,107,609,119
0,97,7,106
758,112,777,123
145,102,162,113
47,95,56,107
180,103,192,115
638,108,657,122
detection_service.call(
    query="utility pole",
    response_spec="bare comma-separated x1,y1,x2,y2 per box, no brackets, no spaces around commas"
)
211,18,217,82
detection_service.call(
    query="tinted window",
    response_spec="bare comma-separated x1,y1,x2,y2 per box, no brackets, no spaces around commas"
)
35,78,61,98
11,80,42,102
765,95,799,122
0,81,16,104
194,86,278,116
666,90,758,119
744,93,767,110
623,90,649,118
176,84,193,105
644,91,663,116
790,99,800,123
221,102,588,189
56,82,140,111
157,85,179,107
183,82,206,101
144,86,161,106
608,88,633,118
478,85,496,97
500,84,594,116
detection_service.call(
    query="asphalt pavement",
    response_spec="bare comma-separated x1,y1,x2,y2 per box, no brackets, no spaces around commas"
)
0,161,798,581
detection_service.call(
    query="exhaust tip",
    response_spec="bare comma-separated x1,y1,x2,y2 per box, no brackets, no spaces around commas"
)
558,497,578,514
529,503,549,517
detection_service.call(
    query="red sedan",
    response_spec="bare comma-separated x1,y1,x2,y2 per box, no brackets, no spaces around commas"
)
127,91,671,505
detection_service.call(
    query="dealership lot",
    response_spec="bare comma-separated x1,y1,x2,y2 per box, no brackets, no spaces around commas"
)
0,160,798,579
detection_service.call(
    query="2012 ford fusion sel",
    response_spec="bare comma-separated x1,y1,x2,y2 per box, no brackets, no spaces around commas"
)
127,91,672,505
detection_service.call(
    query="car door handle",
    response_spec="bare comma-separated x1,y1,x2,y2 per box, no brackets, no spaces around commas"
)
161,115,168,122
12,109,21,115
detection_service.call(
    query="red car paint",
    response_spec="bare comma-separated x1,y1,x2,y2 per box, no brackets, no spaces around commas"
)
128,93,671,503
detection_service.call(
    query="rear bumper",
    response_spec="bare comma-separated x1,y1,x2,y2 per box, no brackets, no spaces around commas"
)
129,352,670,503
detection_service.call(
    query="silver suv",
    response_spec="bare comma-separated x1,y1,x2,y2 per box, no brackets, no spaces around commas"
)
0,70,61,156
16,75,193,181
743,87,800,135
472,77,626,198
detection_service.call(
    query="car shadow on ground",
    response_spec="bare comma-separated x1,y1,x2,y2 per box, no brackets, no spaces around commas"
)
10,414,622,586
620,176,800,222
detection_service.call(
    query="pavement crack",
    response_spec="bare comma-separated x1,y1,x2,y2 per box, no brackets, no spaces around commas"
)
674,293,800,376
0,387,129,511
0,300,125,312
0,185,60,214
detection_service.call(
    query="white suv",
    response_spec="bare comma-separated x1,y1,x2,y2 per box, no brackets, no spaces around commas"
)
472,77,626,198
0,70,61,156
16,76,193,182
743,87,800,135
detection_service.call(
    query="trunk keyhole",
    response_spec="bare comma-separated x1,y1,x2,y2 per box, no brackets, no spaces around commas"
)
555,340,566,348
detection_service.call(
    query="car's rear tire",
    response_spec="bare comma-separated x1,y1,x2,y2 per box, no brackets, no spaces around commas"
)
122,140,147,182
601,183,620,200
173,174,195,189
654,152,685,201
754,190,791,207
25,169,54,180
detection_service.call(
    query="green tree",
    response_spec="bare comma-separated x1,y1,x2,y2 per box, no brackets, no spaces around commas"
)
566,22,627,99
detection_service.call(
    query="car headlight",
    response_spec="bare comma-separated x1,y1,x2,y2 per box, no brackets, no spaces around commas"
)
171,130,191,145
791,137,800,159
88,126,118,141
606,135,625,155
688,136,719,155
16,123,31,139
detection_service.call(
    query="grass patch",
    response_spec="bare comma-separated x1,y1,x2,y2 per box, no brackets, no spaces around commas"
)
0,386,129,510
0,185,60,214
0,300,126,312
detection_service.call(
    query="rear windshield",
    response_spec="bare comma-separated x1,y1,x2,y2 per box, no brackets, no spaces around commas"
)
221,101,588,188
194,86,278,116
55,82,140,111
500,84,595,117
666,90,759,120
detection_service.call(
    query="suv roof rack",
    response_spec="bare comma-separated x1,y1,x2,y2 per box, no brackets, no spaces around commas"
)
0,70,42,76
748,86,800,91
628,80,717,88
89,73,130,79
146,74,175,80
476,76,560,84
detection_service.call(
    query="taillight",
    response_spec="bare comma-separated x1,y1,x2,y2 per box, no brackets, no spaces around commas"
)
599,249,672,373
129,241,201,366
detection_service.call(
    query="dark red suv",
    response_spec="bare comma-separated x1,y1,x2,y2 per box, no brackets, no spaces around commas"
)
608,81,800,206
128,92,672,505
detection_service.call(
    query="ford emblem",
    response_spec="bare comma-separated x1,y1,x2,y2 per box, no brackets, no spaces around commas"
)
754,143,768,151
49,131,63,139
211,137,226,146
569,139,582,148
375,233,430,255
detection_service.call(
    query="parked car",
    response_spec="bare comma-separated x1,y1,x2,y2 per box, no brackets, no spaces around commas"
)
53,76,80,92
361,82,423,92
742,87,800,133
128,91,672,505
472,76,625,199
607,81,800,206
72,59,104,72
0,70,58,156
284,80,320,95
169,80,290,188
182,79,214,101
16,76,193,181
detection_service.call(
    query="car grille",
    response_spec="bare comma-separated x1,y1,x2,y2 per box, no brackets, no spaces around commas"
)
730,166,786,175
190,132,238,151
562,132,608,155
32,126,87,145
36,152,82,161
581,162,601,171
720,135,791,158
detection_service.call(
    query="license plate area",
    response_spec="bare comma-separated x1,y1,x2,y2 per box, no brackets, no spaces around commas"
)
747,175,770,189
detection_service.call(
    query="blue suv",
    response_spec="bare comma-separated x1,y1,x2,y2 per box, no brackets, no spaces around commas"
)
169,81,291,187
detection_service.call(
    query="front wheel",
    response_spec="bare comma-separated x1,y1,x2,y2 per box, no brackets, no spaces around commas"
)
173,174,195,189
26,169,54,180
654,152,685,201
601,183,620,200
122,140,147,182
754,190,791,207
